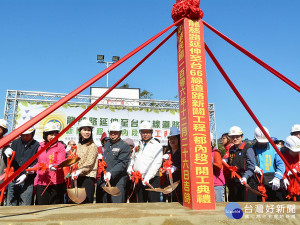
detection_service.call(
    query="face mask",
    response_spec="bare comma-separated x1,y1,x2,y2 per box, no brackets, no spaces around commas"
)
276,145,281,149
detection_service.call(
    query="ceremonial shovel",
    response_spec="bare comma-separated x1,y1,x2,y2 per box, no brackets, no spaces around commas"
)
145,181,180,194
66,157,86,204
67,176,86,204
102,170,121,196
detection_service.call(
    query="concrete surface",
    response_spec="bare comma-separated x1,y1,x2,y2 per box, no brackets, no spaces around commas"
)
0,202,299,225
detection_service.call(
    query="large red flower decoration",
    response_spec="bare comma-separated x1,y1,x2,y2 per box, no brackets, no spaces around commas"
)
172,0,204,22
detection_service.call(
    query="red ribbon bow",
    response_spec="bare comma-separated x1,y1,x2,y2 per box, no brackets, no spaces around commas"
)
131,170,143,185
172,0,204,23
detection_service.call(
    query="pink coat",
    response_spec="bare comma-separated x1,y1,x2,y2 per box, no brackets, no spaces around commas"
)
34,141,66,186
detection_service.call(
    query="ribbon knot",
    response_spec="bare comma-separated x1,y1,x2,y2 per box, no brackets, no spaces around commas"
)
160,154,173,173
131,170,143,185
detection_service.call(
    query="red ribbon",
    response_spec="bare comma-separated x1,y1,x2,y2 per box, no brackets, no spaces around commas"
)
256,173,268,200
228,166,238,179
172,0,204,22
160,154,173,174
131,170,143,185
98,160,107,175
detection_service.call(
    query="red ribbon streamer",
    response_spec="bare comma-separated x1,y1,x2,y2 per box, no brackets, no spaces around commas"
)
0,25,179,192
203,21,300,93
205,43,300,186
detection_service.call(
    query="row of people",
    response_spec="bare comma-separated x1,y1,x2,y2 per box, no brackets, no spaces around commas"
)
1,118,299,205
0,119,181,205
218,125,300,202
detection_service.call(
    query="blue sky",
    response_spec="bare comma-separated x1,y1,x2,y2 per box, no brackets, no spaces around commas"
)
0,0,299,140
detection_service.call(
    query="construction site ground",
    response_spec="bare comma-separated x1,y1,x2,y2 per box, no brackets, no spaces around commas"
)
0,202,299,225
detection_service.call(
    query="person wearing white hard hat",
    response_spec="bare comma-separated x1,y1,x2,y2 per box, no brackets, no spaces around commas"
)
97,121,130,203
127,121,163,202
247,127,285,202
282,136,300,201
161,127,182,202
70,119,98,204
34,122,66,205
3,125,39,206
226,126,255,202
290,124,300,139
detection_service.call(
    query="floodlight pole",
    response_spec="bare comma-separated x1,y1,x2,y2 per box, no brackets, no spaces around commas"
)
97,61,114,87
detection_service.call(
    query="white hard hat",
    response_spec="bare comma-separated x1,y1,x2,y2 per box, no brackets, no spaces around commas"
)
78,119,93,130
109,121,122,131
139,121,152,130
291,124,300,135
284,136,300,152
22,127,35,135
228,126,243,136
0,119,8,129
43,122,60,132
254,126,270,143
168,127,180,137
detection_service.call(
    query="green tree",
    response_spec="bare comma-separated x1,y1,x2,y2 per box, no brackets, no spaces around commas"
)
140,89,153,99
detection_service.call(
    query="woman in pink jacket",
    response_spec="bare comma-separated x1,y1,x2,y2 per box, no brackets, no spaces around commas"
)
34,122,66,205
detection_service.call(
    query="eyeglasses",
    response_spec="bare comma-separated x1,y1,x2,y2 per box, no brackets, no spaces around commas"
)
69,144,76,146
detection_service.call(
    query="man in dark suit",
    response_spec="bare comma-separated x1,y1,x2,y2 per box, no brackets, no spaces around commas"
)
97,121,131,203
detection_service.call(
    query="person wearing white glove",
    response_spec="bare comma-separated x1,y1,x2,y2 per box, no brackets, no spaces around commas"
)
239,177,247,185
142,178,149,186
254,166,262,175
4,147,13,158
246,127,285,202
97,122,130,203
4,126,40,206
15,174,27,185
287,168,298,176
74,120,98,204
283,178,290,190
49,164,56,171
269,177,281,191
104,172,111,181
71,170,81,180
35,122,66,205
166,166,177,175
162,154,169,160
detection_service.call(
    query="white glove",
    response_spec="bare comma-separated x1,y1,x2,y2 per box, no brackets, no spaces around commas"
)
283,178,290,190
49,164,56,171
127,167,134,176
222,159,228,164
162,154,169,160
287,168,298,176
66,145,71,152
98,154,103,160
26,167,35,174
16,174,27,185
104,172,111,181
269,177,280,191
166,166,177,175
71,170,81,180
142,179,149,186
254,166,262,175
4,148,13,158
239,177,247,185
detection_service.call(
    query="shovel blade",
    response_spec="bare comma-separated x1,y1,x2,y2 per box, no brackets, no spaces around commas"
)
102,186,121,196
67,187,86,204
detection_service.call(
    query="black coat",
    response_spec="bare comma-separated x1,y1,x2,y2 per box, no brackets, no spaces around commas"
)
3,137,39,181
99,138,131,187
